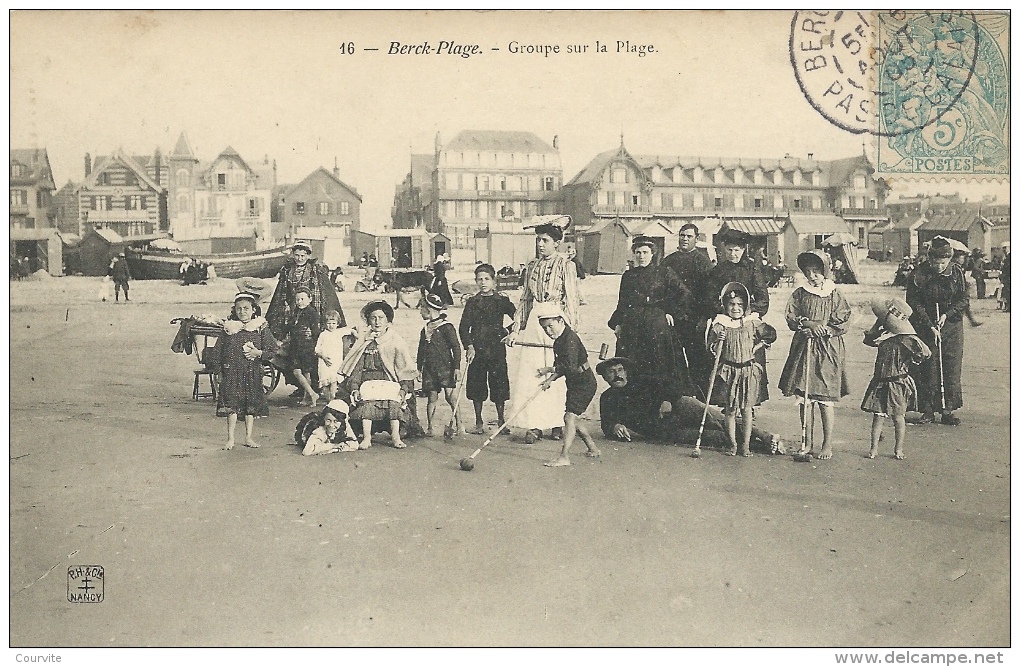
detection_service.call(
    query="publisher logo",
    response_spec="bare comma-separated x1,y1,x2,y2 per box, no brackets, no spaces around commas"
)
67,565,104,603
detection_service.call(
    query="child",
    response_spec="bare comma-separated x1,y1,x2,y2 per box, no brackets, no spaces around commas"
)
861,298,932,460
778,251,851,460
299,399,365,456
211,292,280,450
458,263,516,434
289,287,320,406
707,282,778,457
315,309,350,402
535,303,600,467
417,291,463,436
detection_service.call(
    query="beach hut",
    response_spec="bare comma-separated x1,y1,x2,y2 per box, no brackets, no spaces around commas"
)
821,232,861,284
79,227,126,276
782,214,852,262
428,232,451,265
10,227,64,276
473,221,535,268
293,225,353,270
628,220,675,258
351,228,433,268
578,218,633,274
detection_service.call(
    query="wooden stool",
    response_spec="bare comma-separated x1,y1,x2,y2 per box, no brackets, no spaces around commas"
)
193,368,218,400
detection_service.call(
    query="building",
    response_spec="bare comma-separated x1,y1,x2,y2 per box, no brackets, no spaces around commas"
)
51,180,81,236
167,132,276,254
10,148,56,231
78,149,168,240
562,142,890,263
351,228,449,269
277,161,362,254
392,130,564,248
917,203,1011,256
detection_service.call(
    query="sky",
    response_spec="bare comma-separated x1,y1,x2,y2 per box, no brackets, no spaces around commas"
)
10,10,1009,231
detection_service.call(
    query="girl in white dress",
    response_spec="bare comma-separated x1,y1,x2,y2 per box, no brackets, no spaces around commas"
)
315,310,351,402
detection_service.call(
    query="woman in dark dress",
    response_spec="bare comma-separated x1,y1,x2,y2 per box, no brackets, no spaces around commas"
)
428,254,455,306
609,235,693,394
906,238,969,425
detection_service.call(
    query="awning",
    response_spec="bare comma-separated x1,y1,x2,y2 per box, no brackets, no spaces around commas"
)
723,217,785,236
787,214,850,235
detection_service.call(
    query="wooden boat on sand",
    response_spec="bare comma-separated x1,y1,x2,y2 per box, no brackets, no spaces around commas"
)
126,245,289,280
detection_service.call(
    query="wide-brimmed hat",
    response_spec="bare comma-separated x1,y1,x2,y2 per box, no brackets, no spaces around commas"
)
361,300,395,323
533,301,565,321
595,356,631,377
234,277,272,301
928,243,954,259
797,249,830,276
719,281,751,307
291,240,313,254
420,291,446,311
871,297,915,335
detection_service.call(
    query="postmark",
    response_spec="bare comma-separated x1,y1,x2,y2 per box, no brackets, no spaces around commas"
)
67,565,104,603
790,10,1008,178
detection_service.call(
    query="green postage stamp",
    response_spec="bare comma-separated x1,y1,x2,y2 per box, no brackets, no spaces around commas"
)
791,10,1009,179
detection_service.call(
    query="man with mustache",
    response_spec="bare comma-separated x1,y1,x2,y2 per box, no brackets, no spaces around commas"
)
597,356,784,453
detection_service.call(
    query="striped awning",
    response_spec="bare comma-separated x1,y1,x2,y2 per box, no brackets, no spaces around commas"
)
722,217,786,236
787,214,851,235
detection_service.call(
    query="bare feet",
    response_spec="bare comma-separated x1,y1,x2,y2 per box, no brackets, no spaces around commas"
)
740,448,753,458
392,439,407,449
468,424,486,435
543,456,570,467
726,445,738,456
359,438,372,450
585,446,601,458
867,448,878,459
894,449,905,460
244,440,259,448
425,427,436,438
223,440,235,451
817,444,833,460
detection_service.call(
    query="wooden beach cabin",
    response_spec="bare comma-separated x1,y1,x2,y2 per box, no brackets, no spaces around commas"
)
473,221,535,268
351,228,445,269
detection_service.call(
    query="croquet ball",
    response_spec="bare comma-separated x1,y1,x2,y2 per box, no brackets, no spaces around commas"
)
459,458,474,472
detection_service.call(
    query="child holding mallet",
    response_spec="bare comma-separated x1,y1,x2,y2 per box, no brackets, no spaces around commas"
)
534,303,600,467
417,291,463,436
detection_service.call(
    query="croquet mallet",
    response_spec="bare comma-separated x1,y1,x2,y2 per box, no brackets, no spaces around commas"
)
935,303,947,413
691,328,726,458
793,335,814,462
459,384,546,471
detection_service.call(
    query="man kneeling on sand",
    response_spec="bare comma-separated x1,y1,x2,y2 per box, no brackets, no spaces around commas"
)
597,357,785,454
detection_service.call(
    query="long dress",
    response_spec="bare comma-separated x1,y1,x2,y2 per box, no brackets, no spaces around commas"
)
211,321,280,418
778,280,852,403
703,258,772,396
706,314,777,410
507,253,579,432
315,327,350,387
860,332,931,416
339,327,423,437
428,261,454,306
266,257,345,338
661,248,715,385
608,263,693,394
906,262,968,413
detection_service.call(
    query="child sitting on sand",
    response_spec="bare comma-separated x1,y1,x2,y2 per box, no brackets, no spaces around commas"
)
861,297,932,460
211,292,280,450
417,291,463,436
534,303,600,467
706,282,777,457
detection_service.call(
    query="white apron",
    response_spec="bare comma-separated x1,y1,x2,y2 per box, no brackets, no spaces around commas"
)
507,307,566,431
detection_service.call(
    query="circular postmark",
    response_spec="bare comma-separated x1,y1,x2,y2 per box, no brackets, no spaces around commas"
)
790,10,980,137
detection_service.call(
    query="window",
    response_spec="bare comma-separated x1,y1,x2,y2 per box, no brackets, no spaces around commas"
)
854,174,867,190
98,173,110,186
11,163,25,177
177,194,190,214
849,196,857,208
176,169,189,186
754,197,763,209
479,175,489,191
318,202,330,215
340,202,350,215
632,194,640,206
606,191,615,206
499,176,507,191
612,168,628,183
93,195,109,211
125,172,137,187
661,193,672,209
714,196,723,209
793,198,802,209
295,201,306,215
251,198,262,216
544,176,555,191
126,195,143,210
217,173,227,190
10,189,26,206
869,198,877,209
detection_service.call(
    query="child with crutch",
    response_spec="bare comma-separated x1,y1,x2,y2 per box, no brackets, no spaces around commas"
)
779,251,851,460
706,282,777,457
861,297,932,460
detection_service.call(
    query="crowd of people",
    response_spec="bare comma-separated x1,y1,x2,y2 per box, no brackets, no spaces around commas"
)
204,224,1006,466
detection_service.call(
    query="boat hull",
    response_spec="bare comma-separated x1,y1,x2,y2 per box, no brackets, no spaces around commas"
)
127,246,288,280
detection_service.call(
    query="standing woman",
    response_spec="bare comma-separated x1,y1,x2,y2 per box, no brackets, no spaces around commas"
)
906,238,969,425
266,241,345,338
609,235,693,394
504,218,579,444
428,254,455,306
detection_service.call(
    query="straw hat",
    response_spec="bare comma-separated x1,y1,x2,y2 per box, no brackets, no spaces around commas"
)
871,297,916,335
797,250,830,276
719,281,751,307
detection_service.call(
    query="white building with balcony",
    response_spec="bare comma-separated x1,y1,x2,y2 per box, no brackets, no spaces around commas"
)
168,132,276,254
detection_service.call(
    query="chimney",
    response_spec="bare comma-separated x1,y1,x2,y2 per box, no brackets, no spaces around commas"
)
333,157,340,179
553,135,559,150
153,148,161,186
807,152,814,161
84,153,92,177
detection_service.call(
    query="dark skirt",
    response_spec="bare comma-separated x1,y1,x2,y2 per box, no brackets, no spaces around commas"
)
861,375,918,416
912,319,964,413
